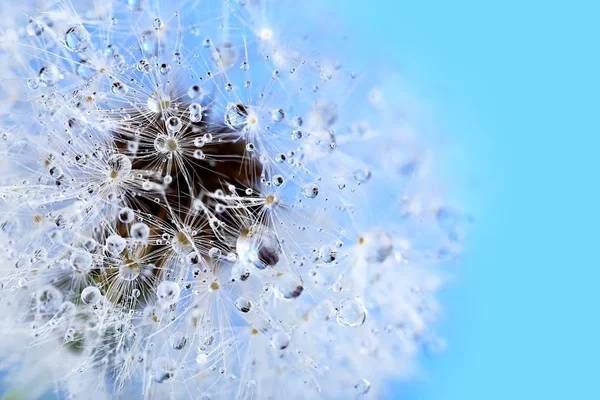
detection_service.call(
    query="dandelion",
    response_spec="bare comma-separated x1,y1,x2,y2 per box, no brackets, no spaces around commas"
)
0,0,466,399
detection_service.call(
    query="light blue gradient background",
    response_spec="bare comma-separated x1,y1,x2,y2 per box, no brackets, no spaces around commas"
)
332,1,600,399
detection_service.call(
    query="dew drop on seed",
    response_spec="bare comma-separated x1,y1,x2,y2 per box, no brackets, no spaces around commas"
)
81,286,101,305
65,26,90,53
336,298,367,327
302,183,319,199
271,331,290,350
118,207,135,224
353,168,372,183
106,235,126,256
107,154,132,180
70,249,92,273
130,222,150,241
39,65,59,87
236,226,281,270
111,82,128,96
170,333,188,350
271,108,285,122
235,297,252,313
187,85,203,100
157,281,180,305
354,379,371,395
193,149,204,159
27,78,39,89
318,245,337,263
189,103,203,123
224,103,249,130
166,116,182,133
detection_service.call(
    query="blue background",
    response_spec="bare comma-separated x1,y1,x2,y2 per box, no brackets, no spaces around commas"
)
331,1,600,399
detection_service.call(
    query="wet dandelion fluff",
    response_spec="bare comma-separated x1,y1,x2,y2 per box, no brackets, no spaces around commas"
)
0,0,467,398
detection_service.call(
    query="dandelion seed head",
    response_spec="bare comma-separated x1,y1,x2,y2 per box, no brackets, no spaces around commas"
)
0,0,467,398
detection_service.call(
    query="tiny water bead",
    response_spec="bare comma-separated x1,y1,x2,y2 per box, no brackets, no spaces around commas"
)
65,26,90,53
234,297,252,313
271,109,285,122
336,298,367,328
81,286,101,305
354,378,371,395
318,245,338,263
157,281,180,305
270,331,290,350
301,183,319,199
111,82,128,96
353,168,372,183
187,85,203,99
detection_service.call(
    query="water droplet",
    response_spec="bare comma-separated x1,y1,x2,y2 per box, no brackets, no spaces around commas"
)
302,183,319,199
166,116,182,133
318,245,337,263
275,275,304,300
193,149,205,159
354,379,371,395
235,297,252,313
336,298,367,327
131,222,150,241
236,226,281,269
153,18,164,30
111,82,128,96
353,168,372,183
76,60,95,80
137,59,152,74
291,130,302,140
271,331,290,350
240,61,249,70
224,103,249,130
157,281,180,305
65,26,90,53
81,286,101,305
159,63,170,74
70,249,92,273
271,109,285,122
106,235,126,256
189,103,203,122
187,85,203,100
38,65,59,87
27,78,39,90
118,207,135,223
170,334,188,350
107,154,132,181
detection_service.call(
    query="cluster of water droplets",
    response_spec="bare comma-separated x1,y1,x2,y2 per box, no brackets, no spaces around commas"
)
0,0,467,399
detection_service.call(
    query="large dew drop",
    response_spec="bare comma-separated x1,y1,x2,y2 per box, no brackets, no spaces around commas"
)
336,298,367,327
236,225,281,270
